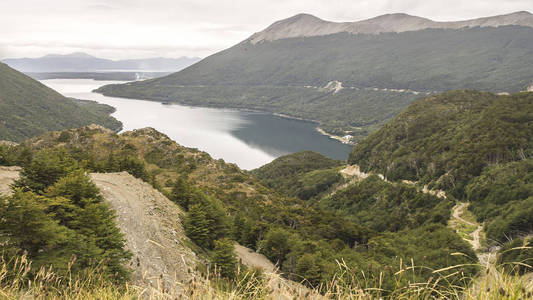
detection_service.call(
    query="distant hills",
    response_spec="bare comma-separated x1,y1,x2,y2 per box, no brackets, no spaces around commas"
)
0,62,121,141
96,11,533,141
2,52,201,73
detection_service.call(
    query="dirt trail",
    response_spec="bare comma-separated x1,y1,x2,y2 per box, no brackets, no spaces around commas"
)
0,166,21,196
453,202,477,227
451,203,485,257
90,172,199,293
234,243,321,299
234,243,276,273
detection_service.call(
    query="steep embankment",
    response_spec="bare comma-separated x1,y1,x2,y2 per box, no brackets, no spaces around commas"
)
0,63,121,142
89,172,199,293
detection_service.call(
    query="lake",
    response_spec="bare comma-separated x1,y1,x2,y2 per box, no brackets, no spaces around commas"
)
41,79,351,170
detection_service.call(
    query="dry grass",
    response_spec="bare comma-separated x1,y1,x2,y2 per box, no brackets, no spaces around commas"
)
1,253,532,299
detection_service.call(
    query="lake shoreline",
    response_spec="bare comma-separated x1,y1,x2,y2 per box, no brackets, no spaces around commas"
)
94,89,355,145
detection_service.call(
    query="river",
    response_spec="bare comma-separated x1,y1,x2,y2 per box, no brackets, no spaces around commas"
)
41,79,351,170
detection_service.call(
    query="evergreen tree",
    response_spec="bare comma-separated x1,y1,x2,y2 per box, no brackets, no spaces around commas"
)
14,148,79,193
184,203,212,248
211,238,238,279
170,176,194,210
294,253,323,287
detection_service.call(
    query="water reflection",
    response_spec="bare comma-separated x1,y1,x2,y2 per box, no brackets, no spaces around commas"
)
41,79,351,169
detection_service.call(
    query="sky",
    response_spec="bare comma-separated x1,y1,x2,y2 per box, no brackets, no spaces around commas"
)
1,0,532,60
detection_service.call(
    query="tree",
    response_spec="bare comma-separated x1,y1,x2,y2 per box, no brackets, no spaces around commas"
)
184,203,212,248
211,238,238,279
170,176,194,210
0,190,100,277
13,148,79,193
295,253,323,287
260,228,292,265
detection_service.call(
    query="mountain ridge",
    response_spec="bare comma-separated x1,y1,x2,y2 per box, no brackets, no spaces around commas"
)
2,53,202,72
248,11,533,43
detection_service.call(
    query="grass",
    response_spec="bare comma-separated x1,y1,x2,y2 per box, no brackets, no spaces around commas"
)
1,252,532,299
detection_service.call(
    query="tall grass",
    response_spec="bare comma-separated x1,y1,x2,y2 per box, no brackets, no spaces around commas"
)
1,252,531,299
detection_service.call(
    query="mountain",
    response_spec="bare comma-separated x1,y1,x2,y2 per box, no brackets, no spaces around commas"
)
2,52,201,72
348,90,533,244
248,11,533,43
0,62,121,141
96,11,533,141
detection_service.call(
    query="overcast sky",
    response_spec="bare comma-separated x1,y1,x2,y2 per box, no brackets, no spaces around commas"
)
1,0,532,60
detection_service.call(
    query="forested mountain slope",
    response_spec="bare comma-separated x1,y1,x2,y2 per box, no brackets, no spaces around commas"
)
0,63,121,141
97,12,533,139
348,90,533,247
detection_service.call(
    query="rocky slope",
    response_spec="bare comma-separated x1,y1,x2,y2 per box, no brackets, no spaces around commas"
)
90,172,200,294
0,166,20,196
249,11,533,43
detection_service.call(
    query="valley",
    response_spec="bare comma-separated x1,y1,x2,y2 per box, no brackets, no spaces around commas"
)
0,6,532,300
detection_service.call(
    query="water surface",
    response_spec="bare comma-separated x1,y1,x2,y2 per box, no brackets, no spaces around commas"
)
42,79,351,169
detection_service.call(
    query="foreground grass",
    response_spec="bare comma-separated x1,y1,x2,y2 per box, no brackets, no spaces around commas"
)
1,254,531,299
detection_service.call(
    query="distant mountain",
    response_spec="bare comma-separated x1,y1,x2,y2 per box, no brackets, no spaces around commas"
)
249,11,533,43
0,62,121,141
96,12,533,141
2,53,201,72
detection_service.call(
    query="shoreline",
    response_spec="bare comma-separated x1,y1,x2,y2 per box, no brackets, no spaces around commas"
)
94,88,355,145
315,128,354,145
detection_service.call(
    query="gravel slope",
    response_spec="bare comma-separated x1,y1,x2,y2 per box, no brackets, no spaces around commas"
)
90,172,200,293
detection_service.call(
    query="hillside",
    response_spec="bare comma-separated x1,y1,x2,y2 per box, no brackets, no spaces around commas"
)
348,90,533,245
0,63,122,141
2,52,201,72
251,151,344,200
0,125,478,295
96,12,533,140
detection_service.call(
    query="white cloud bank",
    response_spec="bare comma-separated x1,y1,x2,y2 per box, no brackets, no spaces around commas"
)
1,0,532,59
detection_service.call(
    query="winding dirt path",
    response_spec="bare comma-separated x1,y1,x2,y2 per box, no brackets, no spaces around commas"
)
451,203,485,257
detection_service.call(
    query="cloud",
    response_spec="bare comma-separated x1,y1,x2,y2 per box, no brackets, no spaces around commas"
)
0,0,532,59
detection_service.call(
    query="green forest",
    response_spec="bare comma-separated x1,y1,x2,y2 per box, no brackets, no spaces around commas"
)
348,90,533,250
0,63,122,142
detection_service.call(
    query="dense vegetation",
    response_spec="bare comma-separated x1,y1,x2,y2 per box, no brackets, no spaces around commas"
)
349,91,533,197
466,159,533,243
97,26,533,138
321,176,453,232
0,126,478,293
250,151,344,199
0,63,122,142
348,90,532,257
0,147,131,282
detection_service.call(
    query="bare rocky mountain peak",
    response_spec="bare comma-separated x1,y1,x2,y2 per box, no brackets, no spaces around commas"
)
249,11,533,44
